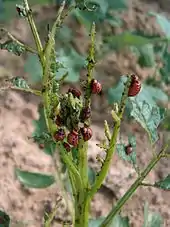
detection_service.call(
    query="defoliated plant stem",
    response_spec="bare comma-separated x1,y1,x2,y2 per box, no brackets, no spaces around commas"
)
75,195,90,227
23,1,49,131
84,22,96,107
74,140,89,227
23,0,44,63
0,28,37,54
42,2,66,132
44,202,61,227
74,24,96,227
0,86,41,96
99,145,168,227
88,122,120,199
56,143,84,198
43,1,66,85
88,76,132,199
78,139,89,189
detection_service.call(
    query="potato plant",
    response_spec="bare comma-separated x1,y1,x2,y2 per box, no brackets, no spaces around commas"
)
0,0,170,227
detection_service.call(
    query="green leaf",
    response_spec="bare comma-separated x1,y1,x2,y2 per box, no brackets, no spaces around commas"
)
56,48,85,82
32,105,56,156
0,40,25,56
143,202,163,227
116,143,136,164
88,167,96,185
129,84,167,144
89,215,130,227
57,25,73,43
11,77,29,89
108,78,168,123
33,106,47,135
130,100,165,144
147,213,163,227
72,0,127,29
104,32,154,49
1,0,50,21
15,168,55,188
154,175,170,190
107,0,127,10
128,134,136,147
106,14,123,27
107,76,132,116
143,202,149,227
137,44,156,68
137,85,168,105
149,12,170,38
0,210,10,227
107,76,126,104
89,217,105,227
160,50,170,84
24,54,42,83
110,215,130,227
86,0,109,16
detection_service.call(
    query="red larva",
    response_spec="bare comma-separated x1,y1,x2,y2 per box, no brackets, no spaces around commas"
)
128,74,141,97
16,7,20,12
39,143,45,149
55,115,63,126
91,79,102,94
63,142,71,152
125,144,133,155
68,88,81,98
81,107,91,121
81,127,93,141
54,128,65,142
67,130,79,147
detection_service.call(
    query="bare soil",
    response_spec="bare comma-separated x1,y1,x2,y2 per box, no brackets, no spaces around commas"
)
0,0,170,226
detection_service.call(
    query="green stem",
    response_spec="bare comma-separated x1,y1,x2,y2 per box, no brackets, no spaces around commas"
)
0,86,41,96
44,203,60,227
88,122,120,199
23,0,44,61
74,140,89,227
74,194,90,227
84,22,96,107
140,182,157,188
88,76,132,199
58,144,84,196
68,169,77,198
99,145,168,227
0,28,37,54
78,139,89,188
42,2,66,131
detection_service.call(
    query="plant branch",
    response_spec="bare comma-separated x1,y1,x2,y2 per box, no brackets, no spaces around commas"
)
42,1,67,132
23,0,44,62
43,0,66,85
78,139,89,189
104,120,111,142
0,28,37,54
140,182,158,188
99,144,168,227
88,76,132,199
162,152,170,158
58,143,84,199
84,22,96,107
44,197,62,227
0,86,41,96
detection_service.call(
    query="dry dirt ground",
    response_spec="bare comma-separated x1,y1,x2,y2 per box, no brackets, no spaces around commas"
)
0,0,170,226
